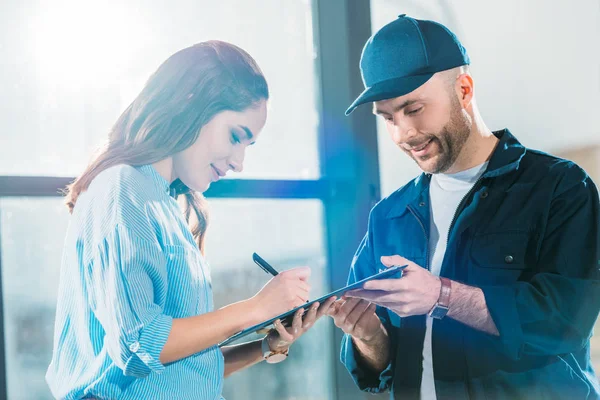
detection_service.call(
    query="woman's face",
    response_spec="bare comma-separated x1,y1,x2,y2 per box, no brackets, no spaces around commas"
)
173,100,267,192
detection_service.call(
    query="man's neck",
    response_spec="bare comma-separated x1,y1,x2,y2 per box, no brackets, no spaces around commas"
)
445,121,498,174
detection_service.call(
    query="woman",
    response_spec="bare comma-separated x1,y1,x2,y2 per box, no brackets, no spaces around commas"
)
46,41,335,400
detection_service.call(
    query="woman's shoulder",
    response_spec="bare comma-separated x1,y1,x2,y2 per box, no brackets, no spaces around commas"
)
92,164,146,191
88,164,166,203
75,165,168,235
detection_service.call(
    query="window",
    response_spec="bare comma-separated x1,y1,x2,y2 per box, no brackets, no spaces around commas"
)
0,0,319,179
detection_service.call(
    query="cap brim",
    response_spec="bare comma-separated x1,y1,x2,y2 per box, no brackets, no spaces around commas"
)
345,73,435,115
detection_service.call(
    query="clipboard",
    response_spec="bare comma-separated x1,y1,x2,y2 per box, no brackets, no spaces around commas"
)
218,264,407,347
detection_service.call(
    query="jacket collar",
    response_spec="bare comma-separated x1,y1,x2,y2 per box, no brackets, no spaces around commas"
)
385,129,526,219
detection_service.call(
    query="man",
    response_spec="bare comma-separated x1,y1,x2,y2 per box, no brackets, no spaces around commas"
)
327,14,600,399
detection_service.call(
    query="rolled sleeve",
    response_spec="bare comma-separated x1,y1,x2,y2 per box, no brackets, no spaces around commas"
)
88,224,172,378
341,333,394,393
482,274,600,360
124,313,173,377
480,285,524,360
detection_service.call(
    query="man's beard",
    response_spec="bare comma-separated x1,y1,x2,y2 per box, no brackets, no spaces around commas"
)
410,103,471,174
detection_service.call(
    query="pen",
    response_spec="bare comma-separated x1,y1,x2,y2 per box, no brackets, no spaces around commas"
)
252,252,279,276
253,252,309,307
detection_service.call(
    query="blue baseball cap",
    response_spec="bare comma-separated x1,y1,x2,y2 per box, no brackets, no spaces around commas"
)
345,14,470,115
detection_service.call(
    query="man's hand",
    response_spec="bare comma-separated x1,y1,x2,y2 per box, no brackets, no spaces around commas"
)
346,255,441,317
326,296,391,373
326,297,385,342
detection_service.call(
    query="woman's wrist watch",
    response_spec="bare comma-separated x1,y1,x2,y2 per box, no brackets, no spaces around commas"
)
261,336,289,364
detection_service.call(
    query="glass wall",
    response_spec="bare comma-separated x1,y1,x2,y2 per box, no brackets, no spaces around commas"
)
0,1,337,399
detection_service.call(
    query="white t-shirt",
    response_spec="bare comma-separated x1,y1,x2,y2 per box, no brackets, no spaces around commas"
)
420,162,488,399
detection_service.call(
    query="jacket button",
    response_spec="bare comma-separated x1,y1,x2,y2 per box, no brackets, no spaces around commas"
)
419,202,425,207
505,255,514,263
481,191,489,199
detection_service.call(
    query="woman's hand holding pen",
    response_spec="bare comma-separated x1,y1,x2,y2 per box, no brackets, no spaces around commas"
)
250,267,312,322
245,255,337,355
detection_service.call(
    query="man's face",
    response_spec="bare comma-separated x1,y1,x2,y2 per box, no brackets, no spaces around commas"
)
374,73,472,174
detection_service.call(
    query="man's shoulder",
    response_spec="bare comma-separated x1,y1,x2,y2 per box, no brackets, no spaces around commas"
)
521,148,593,194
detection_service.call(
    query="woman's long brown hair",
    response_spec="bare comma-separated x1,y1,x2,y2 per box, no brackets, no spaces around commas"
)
64,41,269,253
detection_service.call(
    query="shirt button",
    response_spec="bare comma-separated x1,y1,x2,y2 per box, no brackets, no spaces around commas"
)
129,341,140,353
505,255,514,264
419,201,426,207
481,191,489,199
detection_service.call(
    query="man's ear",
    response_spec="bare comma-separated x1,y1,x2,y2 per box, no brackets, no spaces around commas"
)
456,73,474,108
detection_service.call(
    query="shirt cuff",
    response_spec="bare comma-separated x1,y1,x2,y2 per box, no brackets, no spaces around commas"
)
480,284,524,361
340,333,393,393
124,313,173,377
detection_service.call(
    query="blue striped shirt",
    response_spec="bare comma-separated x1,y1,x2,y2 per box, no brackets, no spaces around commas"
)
46,165,224,400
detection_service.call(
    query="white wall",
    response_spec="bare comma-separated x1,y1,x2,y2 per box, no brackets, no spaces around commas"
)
371,0,600,196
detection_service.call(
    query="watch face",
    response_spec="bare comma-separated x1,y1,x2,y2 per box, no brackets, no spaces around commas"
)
266,353,287,364
429,305,449,320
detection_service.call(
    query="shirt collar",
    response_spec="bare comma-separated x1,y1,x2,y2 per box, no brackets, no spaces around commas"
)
137,164,172,196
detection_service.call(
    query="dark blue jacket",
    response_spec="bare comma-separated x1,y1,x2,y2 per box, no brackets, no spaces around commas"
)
341,129,600,399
